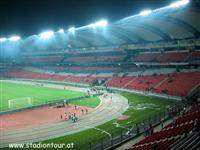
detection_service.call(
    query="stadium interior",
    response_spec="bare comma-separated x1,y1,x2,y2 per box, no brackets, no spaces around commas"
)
0,0,200,149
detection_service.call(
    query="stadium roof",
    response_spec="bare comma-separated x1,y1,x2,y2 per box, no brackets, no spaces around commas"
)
1,0,200,50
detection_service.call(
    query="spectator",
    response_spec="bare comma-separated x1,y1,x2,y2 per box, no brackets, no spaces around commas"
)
184,126,188,138
153,143,158,150
196,119,200,134
172,118,176,128
161,119,164,129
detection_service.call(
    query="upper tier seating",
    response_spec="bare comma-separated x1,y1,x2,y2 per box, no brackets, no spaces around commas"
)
21,50,200,65
188,51,200,61
64,55,125,63
128,103,200,150
22,56,63,64
156,52,188,62
133,53,158,62
44,66,120,72
131,51,200,62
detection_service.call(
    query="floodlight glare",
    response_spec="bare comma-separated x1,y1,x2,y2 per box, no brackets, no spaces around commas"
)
139,9,152,16
40,31,54,39
68,27,75,32
89,23,95,28
58,29,64,33
95,20,108,27
9,36,21,41
169,0,189,8
0,37,7,42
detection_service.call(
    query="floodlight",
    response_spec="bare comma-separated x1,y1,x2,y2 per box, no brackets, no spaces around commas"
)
9,36,21,41
0,37,7,42
68,27,75,32
89,23,95,28
139,9,152,16
58,29,64,33
39,31,54,39
169,0,189,8
95,20,108,27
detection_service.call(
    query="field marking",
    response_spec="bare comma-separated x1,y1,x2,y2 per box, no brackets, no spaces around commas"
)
113,122,127,129
93,127,112,138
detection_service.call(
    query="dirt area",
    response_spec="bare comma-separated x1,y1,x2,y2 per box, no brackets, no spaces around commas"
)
117,115,129,120
0,104,94,131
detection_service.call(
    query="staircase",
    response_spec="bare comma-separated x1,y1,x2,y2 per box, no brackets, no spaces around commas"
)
123,77,138,88
154,77,169,89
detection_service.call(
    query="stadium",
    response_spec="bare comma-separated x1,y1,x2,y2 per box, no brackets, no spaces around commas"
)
0,0,200,149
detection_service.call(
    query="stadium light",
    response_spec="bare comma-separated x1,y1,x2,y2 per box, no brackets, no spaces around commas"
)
169,0,189,8
9,36,21,41
89,23,95,28
58,29,64,33
139,9,152,16
68,27,75,33
39,31,54,39
95,20,108,27
0,37,7,42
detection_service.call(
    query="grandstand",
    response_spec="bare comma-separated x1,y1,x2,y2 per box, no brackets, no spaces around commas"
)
0,0,200,149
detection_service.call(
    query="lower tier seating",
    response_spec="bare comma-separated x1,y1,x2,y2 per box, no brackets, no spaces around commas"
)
128,104,200,150
5,69,200,97
6,70,99,84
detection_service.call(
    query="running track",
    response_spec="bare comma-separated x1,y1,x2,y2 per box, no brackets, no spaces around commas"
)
0,94,128,147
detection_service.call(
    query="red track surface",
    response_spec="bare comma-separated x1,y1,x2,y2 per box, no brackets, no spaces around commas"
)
0,105,94,131
0,94,128,148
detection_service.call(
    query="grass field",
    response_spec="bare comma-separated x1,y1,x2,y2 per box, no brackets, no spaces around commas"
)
0,81,100,111
42,92,177,150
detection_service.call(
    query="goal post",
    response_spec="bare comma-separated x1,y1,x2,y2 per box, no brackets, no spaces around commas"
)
8,97,33,110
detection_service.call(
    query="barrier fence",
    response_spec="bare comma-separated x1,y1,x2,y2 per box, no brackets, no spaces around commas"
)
74,102,185,150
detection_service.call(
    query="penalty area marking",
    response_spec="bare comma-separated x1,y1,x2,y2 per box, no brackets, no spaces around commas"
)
92,127,112,138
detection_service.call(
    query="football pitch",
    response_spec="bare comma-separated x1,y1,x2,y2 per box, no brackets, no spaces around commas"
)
0,81,100,112
1,81,177,149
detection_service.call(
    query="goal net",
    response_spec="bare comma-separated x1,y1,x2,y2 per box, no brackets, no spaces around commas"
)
8,97,32,110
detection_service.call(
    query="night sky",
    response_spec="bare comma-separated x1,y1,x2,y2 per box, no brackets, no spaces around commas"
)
0,0,175,38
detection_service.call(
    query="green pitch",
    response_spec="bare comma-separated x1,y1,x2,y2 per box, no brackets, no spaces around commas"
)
0,81,100,112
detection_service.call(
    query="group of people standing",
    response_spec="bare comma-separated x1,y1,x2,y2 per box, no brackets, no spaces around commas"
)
60,104,89,123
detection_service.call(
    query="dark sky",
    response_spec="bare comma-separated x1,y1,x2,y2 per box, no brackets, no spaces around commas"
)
0,0,174,38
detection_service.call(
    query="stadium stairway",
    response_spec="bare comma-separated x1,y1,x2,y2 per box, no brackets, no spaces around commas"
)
123,77,138,88
153,76,169,89
171,132,200,150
